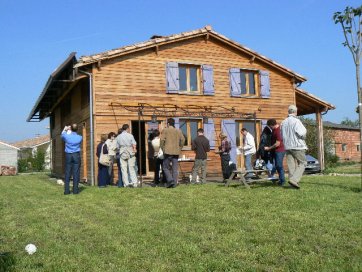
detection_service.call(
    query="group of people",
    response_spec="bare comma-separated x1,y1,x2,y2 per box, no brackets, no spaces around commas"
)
219,104,307,189
61,104,308,194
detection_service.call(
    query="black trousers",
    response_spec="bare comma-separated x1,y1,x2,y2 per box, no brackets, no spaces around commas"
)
220,153,231,179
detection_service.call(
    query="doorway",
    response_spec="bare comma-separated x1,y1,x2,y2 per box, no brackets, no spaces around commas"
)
131,120,161,177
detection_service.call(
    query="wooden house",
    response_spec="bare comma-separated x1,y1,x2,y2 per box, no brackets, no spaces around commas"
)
27,26,335,185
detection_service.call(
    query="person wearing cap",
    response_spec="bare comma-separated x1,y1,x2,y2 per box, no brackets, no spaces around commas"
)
160,118,185,188
281,105,307,189
217,133,232,181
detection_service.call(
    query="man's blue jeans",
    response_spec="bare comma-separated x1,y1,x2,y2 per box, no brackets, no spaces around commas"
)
162,154,179,187
271,151,286,185
244,154,253,178
64,152,81,194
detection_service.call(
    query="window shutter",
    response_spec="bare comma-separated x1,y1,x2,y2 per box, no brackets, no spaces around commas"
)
166,62,179,93
203,118,215,149
229,68,241,97
202,65,215,95
222,119,237,164
260,70,270,98
174,117,180,129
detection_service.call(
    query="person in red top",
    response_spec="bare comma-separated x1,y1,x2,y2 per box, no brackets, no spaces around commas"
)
265,119,286,185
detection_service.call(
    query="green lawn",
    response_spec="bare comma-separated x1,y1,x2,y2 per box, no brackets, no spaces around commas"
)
1,174,361,272
325,162,362,175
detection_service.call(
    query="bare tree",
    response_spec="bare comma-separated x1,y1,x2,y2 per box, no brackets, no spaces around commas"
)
333,6,362,188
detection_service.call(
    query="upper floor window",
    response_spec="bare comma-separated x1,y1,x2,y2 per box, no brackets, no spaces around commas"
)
179,65,200,93
230,68,270,98
356,144,360,152
166,62,214,95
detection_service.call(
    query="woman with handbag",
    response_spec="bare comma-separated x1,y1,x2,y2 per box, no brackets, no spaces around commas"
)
151,129,166,185
96,134,110,187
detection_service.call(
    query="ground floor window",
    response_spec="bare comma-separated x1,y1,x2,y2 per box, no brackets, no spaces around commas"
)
179,119,202,147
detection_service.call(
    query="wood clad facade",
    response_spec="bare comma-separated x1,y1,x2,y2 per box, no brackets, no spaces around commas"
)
29,27,334,184
76,36,297,183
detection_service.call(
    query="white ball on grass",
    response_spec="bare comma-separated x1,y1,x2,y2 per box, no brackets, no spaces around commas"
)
25,244,37,255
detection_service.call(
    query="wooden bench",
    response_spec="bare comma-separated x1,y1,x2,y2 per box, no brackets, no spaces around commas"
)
225,169,278,188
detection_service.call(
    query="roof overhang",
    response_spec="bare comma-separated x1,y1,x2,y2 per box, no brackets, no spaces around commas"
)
295,88,336,115
27,53,78,122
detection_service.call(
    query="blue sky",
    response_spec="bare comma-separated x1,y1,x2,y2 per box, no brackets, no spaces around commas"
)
0,0,360,142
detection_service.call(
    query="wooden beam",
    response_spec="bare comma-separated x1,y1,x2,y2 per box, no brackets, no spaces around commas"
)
316,109,325,171
97,60,102,71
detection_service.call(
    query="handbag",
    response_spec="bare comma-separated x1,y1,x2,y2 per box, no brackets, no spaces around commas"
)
157,148,164,159
99,144,111,166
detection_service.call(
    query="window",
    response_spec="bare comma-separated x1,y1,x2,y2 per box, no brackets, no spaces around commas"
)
230,69,270,98
179,119,202,147
179,65,199,93
240,70,257,95
357,145,360,152
342,143,347,152
166,62,214,95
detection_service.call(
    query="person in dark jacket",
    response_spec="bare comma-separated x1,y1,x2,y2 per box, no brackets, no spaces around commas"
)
191,128,210,184
217,133,231,181
257,125,273,165
96,134,110,187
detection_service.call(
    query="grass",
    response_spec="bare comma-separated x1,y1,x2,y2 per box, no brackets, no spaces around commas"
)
325,161,362,174
0,173,361,272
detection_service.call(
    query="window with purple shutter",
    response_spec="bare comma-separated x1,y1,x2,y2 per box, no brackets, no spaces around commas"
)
229,68,241,97
202,65,214,95
260,70,270,98
166,62,179,93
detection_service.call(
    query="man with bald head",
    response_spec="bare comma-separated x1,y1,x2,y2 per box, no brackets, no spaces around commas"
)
281,105,307,189
61,123,83,195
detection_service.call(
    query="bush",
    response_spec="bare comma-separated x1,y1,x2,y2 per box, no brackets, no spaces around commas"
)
18,159,28,173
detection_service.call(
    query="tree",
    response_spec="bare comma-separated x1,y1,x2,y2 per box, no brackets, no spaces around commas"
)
341,117,359,128
300,117,338,167
333,6,362,189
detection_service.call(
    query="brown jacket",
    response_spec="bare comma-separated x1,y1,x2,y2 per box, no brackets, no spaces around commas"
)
160,126,185,155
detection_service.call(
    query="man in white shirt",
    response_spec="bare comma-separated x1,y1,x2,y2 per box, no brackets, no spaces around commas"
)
116,124,138,187
281,105,308,189
241,128,256,179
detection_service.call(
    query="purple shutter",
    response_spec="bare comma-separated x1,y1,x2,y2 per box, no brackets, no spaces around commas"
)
222,119,237,164
229,68,241,97
174,117,179,129
166,62,179,93
261,119,267,130
260,70,270,98
203,118,215,149
202,65,214,95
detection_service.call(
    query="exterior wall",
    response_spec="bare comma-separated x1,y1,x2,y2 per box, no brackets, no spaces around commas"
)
0,143,18,171
332,129,361,161
89,37,296,178
50,79,90,180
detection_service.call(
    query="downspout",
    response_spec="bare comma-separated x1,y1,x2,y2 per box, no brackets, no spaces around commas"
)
78,70,95,186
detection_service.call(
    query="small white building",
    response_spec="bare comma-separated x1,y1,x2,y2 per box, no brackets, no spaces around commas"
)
0,140,19,174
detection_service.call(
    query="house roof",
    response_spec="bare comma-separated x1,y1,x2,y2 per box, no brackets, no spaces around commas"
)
12,135,50,149
75,26,307,82
295,88,336,115
27,52,77,122
323,121,360,131
0,141,20,150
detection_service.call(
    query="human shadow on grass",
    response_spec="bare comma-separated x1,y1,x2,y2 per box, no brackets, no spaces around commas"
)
307,181,361,193
0,252,15,272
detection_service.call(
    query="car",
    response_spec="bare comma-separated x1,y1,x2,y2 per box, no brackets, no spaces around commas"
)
304,155,321,174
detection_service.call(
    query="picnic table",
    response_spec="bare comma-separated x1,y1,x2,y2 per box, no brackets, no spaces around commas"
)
224,168,278,188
